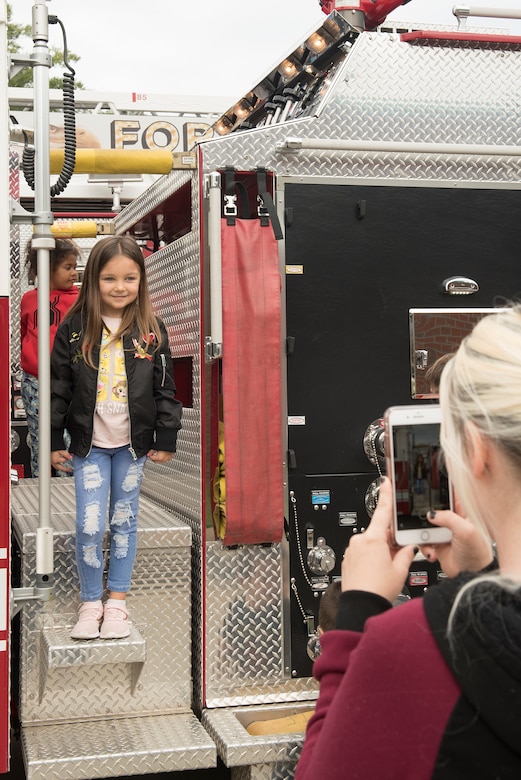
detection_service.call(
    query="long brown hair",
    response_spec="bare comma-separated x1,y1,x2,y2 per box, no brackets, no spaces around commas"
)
65,236,161,368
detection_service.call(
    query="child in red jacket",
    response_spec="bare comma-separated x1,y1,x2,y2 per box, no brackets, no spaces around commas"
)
20,238,81,477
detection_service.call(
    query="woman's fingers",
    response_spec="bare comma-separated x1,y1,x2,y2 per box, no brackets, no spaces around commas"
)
365,477,393,537
340,479,418,601
420,509,493,575
427,509,468,534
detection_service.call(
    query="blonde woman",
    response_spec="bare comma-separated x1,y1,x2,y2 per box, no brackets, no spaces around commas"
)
296,307,521,779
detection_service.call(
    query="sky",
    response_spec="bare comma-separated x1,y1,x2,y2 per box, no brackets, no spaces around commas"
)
8,0,521,104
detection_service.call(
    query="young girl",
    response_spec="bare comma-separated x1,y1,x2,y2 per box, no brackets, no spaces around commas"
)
20,237,80,477
50,236,182,640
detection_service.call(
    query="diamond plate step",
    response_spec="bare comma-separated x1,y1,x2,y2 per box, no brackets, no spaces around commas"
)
11,479,192,550
22,713,217,780
42,625,146,670
38,625,147,701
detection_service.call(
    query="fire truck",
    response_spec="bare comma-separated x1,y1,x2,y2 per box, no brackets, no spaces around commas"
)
3,1,521,778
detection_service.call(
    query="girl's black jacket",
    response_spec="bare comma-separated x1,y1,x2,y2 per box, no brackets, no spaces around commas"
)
51,312,182,458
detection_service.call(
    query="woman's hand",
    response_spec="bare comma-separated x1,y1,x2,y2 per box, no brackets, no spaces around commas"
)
341,478,417,602
420,508,494,577
146,449,174,464
51,450,73,472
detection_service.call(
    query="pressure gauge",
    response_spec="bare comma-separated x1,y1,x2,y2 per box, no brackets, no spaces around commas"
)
307,537,336,575
11,429,20,452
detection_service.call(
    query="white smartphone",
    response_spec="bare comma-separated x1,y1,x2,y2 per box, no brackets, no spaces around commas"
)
384,404,453,546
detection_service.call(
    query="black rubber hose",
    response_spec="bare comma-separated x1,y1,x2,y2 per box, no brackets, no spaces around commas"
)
50,68,76,196
50,15,76,197
21,14,77,197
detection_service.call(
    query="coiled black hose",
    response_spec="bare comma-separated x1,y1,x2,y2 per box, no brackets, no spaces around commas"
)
21,14,77,197
50,66,76,196
21,135,35,190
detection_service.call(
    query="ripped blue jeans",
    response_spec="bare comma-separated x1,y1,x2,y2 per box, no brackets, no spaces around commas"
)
73,446,146,602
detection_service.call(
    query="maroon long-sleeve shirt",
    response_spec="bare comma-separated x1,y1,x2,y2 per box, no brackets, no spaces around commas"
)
296,572,521,779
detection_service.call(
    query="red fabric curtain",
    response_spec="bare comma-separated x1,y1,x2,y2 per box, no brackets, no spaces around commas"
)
220,217,284,545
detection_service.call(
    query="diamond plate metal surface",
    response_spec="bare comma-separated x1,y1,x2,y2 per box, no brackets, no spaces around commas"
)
22,713,216,780
41,625,146,669
10,152,22,373
10,224,21,375
205,543,317,707
120,169,318,711
118,169,208,713
11,479,191,550
139,231,202,526
12,481,193,726
195,29,521,711
203,704,309,769
114,169,194,236
199,32,521,181
231,762,299,780
9,149,19,199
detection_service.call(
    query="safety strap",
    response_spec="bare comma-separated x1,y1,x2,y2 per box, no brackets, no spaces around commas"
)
256,167,283,240
222,167,283,239
223,166,251,225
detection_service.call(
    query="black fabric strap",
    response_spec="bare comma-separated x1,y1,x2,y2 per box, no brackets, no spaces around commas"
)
256,167,283,240
223,167,251,225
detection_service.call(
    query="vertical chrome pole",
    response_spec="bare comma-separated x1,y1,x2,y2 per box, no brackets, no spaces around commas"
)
31,2,54,595
206,172,223,361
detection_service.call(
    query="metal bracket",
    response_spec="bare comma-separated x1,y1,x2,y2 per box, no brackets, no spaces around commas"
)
304,614,316,638
204,335,223,363
275,137,302,154
97,222,116,235
453,4,470,29
257,195,269,219
10,50,52,81
10,197,35,224
9,53,33,81
171,151,197,169
415,349,429,370
11,199,54,226
11,586,53,619
223,194,237,217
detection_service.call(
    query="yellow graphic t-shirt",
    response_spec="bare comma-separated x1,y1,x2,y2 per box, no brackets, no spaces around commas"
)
92,318,130,448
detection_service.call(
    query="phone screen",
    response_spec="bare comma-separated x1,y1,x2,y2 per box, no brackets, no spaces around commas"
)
391,421,450,532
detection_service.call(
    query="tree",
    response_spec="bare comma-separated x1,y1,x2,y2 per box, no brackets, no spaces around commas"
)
7,3,85,89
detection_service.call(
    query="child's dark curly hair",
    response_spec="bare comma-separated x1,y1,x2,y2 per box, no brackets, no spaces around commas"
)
25,237,81,284
318,581,342,633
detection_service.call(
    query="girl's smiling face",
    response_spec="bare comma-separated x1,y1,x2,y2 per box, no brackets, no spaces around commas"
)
98,254,141,318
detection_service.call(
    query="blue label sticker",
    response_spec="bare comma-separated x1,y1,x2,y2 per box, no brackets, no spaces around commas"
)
311,490,330,505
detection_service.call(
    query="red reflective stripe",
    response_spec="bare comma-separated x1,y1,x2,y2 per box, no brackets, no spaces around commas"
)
401,31,521,44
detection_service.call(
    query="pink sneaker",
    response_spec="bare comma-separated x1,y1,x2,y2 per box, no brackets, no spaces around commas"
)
100,603,130,639
71,601,103,640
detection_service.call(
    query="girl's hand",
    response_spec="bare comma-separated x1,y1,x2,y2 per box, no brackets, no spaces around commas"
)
146,449,174,464
341,478,417,602
51,450,73,472
420,509,494,577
